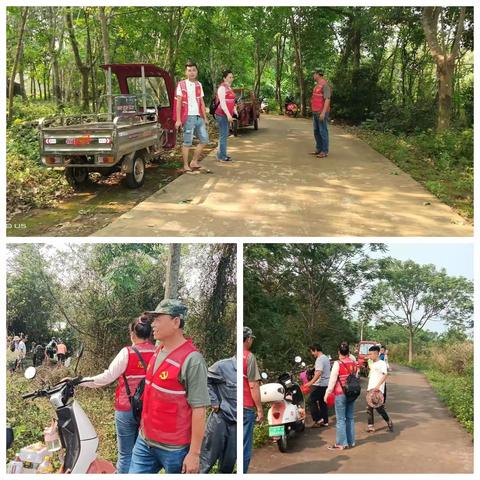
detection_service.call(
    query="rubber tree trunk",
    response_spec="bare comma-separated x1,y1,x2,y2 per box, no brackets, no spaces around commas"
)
8,7,29,123
98,7,110,64
163,244,181,301
408,329,414,363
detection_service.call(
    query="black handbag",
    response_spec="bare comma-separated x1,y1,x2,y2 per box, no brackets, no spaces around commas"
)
122,346,148,423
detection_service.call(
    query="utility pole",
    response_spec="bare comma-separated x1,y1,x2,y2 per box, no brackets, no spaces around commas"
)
162,244,181,302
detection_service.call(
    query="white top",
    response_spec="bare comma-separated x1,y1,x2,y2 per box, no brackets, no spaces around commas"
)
17,341,26,358
176,80,204,116
368,359,387,393
81,347,129,388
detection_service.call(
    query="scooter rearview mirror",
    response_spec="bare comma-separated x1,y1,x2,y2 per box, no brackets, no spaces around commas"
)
24,366,37,380
294,356,302,363
261,372,268,380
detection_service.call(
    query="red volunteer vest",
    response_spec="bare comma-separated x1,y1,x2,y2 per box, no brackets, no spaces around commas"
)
173,80,204,125
115,341,156,411
311,78,330,113
215,83,236,117
243,350,255,408
141,339,198,445
334,357,357,396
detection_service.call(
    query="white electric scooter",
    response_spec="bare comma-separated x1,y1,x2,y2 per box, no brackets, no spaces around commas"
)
22,366,115,473
260,356,306,452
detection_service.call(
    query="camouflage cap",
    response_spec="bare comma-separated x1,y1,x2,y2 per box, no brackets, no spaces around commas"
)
145,299,188,320
243,326,255,339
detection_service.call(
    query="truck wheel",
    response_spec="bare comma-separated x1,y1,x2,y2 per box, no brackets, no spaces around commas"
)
126,154,145,188
65,167,88,188
254,118,259,130
232,119,238,137
277,435,288,453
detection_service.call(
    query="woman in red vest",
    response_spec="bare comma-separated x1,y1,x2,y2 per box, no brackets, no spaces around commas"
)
215,70,237,162
80,315,155,473
324,341,358,450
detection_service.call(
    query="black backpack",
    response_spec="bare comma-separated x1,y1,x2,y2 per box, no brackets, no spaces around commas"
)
209,95,219,117
122,346,148,424
337,360,361,401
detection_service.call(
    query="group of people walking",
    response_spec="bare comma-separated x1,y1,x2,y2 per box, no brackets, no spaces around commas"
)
243,335,394,472
174,62,237,174
305,341,393,450
173,62,332,172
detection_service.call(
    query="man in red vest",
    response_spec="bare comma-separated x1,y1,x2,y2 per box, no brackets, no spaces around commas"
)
311,69,331,158
174,62,210,174
243,326,263,473
128,299,210,474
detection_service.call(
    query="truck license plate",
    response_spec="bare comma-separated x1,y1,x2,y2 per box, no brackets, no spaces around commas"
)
269,425,285,437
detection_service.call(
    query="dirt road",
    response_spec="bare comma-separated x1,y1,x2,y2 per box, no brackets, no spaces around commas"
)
248,364,473,474
95,115,471,237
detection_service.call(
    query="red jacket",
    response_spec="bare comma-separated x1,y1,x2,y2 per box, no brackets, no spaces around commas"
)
215,83,236,117
141,339,198,445
173,80,205,125
115,342,156,411
243,350,255,408
311,78,330,113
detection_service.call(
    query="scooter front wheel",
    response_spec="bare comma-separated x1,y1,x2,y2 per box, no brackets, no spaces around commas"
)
277,435,288,452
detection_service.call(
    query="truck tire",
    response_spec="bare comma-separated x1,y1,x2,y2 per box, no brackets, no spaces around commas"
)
254,118,259,130
126,153,145,188
65,167,88,188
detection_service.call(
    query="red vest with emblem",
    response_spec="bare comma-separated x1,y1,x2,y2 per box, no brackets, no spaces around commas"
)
311,78,331,113
115,342,156,411
334,357,357,396
243,350,255,408
215,83,236,117
173,80,204,125
141,339,198,445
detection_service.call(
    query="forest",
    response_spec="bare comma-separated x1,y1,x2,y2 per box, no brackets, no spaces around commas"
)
6,6,474,222
6,243,237,466
244,244,473,436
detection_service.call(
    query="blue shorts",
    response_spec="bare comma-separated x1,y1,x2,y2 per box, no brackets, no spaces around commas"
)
183,115,209,146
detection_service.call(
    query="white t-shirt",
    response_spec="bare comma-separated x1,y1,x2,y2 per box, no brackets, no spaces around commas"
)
176,80,204,116
367,359,387,393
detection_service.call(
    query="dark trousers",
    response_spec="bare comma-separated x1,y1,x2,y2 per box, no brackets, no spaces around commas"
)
310,385,329,424
367,385,390,425
200,411,237,473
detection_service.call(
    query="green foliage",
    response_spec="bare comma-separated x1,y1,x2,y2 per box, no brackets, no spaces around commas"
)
7,119,72,216
7,244,236,371
349,126,473,219
244,244,382,373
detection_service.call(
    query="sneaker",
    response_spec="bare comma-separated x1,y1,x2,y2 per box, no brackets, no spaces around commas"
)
218,157,233,162
317,152,328,158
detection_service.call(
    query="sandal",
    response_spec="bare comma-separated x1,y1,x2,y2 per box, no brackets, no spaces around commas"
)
327,444,347,451
317,152,328,158
367,425,375,433
310,151,321,155
184,169,200,175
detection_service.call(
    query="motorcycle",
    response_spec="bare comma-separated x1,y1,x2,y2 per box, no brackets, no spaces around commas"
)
260,356,306,452
285,101,299,117
20,363,115,473
260,98,269,114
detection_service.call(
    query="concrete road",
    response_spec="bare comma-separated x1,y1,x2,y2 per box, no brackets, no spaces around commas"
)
248,364,473,474
95,115,471,237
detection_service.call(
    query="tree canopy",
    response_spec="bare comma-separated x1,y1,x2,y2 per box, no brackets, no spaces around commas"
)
7,6,473,132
